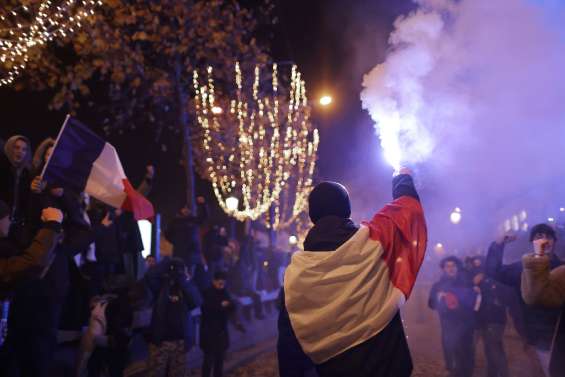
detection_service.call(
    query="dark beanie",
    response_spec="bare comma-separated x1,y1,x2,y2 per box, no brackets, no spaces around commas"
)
529,223,556,242
308,181,351,224
0,200,9,220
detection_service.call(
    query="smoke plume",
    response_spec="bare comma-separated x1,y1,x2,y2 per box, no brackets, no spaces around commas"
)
361,0,565,250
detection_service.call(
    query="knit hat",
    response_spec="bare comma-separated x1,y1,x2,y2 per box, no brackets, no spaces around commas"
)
0,200,9,220
308,181,351,224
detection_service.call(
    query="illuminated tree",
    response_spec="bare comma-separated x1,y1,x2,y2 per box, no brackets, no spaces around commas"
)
193,62,318,227
8,0,272,212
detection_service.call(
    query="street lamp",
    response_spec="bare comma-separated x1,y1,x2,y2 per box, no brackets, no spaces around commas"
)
211,106,223,115
226,196,239,238
450,207,462,224
319,95,333,107
288,235,298,246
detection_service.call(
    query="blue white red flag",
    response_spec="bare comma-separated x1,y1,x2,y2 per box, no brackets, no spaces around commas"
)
284,196,427,364
42,116,154,220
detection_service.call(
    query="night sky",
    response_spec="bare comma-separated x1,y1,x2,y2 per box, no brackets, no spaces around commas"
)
0,0,415,223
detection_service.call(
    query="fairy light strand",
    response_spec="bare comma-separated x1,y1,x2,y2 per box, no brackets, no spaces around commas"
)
0,0,101,86
193,62,318,222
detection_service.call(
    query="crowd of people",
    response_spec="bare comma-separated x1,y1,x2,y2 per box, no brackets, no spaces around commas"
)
2,132,564,377
0,134,286,377
428,225,565,377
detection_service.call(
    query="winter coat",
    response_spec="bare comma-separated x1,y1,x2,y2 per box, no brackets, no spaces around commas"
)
522,254,565,377
0,222,62,298
428,275,476,328
164,203,208,266
277,174,426,377
200,287,236,353
145,259,202,351
9,197,93,333
486,243,564,350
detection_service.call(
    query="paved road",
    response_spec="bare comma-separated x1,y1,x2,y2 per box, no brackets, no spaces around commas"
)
220,283,547,377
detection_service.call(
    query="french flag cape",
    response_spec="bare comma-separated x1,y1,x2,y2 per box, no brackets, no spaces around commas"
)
42,116,154,220
284,196,427,364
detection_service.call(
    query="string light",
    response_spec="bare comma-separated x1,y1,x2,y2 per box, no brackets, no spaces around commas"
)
193,62,318,222
0,0,101,87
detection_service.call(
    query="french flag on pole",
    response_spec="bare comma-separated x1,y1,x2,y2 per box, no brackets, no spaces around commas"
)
42,116,154,220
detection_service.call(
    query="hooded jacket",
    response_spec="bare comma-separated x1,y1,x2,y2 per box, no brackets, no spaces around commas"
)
0,135,32,234
277,174,426,377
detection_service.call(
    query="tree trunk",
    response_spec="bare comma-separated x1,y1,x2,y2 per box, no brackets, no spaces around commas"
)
175,57,196,214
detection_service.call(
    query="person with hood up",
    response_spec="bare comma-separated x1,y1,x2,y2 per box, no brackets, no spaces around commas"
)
0,135,32,245
277,168,427,377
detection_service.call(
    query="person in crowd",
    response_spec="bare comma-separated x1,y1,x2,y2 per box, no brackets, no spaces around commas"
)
200,270,244,377
145,255,157,271
486,225,564,375
4,176,93,377
164,196,208,271
88,204,124,286
522,237,565,377
232,230,264,320
75,275,151,377
145,258,202,377
0,202,63,363
278,168,427,377
203,226,229,282
0,135,32,245
429,256,477,377
469,256,509,377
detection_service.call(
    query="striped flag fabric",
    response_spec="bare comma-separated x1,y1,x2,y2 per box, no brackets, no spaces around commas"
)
42,116,154,220
283,196,427,364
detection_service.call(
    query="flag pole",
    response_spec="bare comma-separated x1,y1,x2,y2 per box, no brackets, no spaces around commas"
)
40,114,71,180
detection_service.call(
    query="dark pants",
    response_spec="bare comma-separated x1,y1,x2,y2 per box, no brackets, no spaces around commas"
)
479,324,509,377
441,321,474,377
1,330,56,377
202,350,225,377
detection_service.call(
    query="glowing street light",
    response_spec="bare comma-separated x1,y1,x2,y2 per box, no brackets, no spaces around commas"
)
319,95,333,107
226,196,239,212
211,106,223,115
288,235,298,246
434,242,445,256
450,207,462,225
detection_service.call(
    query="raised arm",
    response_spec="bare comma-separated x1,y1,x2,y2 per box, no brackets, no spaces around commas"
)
485,240,521,286
363,169,427,298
